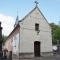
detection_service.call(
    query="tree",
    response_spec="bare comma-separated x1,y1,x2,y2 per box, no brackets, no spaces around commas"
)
2,35,7,45
50,23,60,44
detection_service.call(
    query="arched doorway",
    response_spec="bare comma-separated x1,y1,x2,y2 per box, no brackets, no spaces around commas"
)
34,41,41,57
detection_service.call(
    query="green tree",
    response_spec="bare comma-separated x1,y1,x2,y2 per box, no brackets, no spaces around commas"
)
2,35,7,45
50,23,60,44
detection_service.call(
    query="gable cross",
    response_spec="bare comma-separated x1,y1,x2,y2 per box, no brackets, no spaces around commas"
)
35,0,38,7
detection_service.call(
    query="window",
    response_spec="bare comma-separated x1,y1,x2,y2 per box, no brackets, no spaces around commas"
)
35,23,39,31
14,35,17,47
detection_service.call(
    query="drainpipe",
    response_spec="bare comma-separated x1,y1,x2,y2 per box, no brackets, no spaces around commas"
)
18,22,20,60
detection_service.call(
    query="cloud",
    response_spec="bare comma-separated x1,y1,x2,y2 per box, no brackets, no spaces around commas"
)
0,13,15,36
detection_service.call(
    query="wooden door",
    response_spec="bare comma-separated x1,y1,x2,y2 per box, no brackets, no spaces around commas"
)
34,41,40,57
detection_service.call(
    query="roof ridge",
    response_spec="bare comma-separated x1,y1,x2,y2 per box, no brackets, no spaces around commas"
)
19,6,37,22
19,6,51,29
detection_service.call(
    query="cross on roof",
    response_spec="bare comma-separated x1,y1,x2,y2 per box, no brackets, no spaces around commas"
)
35,0,38,7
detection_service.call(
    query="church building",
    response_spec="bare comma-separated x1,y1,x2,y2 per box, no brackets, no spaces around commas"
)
4,1,53,59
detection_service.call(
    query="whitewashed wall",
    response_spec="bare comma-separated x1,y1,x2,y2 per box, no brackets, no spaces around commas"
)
5,26,20,57
4,39,11,51
19,7,53,53
12,33,19,54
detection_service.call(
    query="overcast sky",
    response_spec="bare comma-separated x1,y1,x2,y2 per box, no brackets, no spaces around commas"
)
0,0,60,36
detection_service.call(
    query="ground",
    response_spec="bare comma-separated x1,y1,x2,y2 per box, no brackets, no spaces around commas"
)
1,54,60,60
19,54,60,60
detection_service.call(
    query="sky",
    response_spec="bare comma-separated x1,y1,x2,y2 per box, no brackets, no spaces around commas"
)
0,0,60,36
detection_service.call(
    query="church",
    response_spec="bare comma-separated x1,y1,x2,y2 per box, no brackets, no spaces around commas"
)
4,1,53,59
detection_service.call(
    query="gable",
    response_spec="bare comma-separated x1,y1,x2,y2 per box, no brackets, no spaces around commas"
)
19,6,51,31
19,6,52,53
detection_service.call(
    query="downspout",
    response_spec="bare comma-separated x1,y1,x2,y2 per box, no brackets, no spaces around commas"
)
18,22,20,60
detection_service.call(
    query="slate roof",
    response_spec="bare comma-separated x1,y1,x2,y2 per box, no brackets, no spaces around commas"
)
6,24,20,40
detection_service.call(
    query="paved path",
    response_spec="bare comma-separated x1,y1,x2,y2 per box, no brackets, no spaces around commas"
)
19,55,60,60
1,55,60,60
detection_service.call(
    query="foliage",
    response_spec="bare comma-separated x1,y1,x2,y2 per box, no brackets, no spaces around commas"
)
2,35,7,45
50,23,60,44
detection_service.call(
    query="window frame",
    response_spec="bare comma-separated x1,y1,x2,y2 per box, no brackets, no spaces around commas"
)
35,23,39,31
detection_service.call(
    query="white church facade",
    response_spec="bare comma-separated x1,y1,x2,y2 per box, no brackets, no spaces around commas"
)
4,1,53,59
